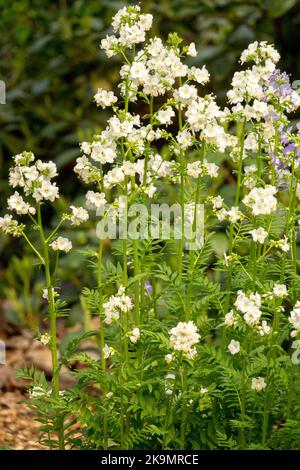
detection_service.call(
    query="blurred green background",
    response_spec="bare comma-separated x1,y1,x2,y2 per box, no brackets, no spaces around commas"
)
1,0,300,330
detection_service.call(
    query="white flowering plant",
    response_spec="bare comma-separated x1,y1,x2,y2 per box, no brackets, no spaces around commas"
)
3,5,300,450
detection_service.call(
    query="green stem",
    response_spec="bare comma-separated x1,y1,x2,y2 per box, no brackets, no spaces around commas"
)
262,388,269,448
46,217,65,244
177,98,185,277
21,231,44,265
37,204,64,450
133,239,140,326
98,238,108,449
239,354,246,448
225,118,246,314
162,369,179,450
180,366,188,449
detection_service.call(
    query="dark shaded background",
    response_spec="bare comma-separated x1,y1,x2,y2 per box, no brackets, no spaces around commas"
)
1,0,300,329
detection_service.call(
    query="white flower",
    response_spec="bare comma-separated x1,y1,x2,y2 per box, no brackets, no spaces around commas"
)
103,285,133,325
244,133,258,152
130,61,149,83
203,160,219,178
228,339,240,355
258,320,271,336
70,206,89,226
202,124,229,152
249,227,268,244
211,196,223,210
33,180,59,202
189,66,210,85
50,236,72,253
89,139,117,164
7,191,36,215
289,301,300,331
273,284,288,297
176,84,198,105
30,386,49,398
234,290,262,326
276,236,290,252
103,344,115,359
40,333,51,346
243,186,277,215
42,287,58,301
86,191,107,210
251,377,267,392
80,142,91,155
177,130,193,150
104,167,125,188
36,160,58,179
0,214,21,237
169,321,200,357
156,106,175,125
165,353,173,364
187,42,197,57
227,207,242,223
129,327,140,344
216,208,228,221
187,162,202,178
94,89,117,108
224,310,236,326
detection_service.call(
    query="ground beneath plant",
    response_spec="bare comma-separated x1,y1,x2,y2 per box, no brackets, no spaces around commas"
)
0,315,98,450
0,391,47,450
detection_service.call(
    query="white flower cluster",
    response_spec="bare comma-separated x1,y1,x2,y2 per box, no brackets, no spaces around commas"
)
169,321,200,359
129,327,140,344
289,301,300,337
273,284,288,297
70,206,89,226
230,291,273,336
103,285,133,325
101,5,153,56
251,377,267,392
213,204,243,224
103,344,115,359
240,41,280,65
85,191,107,210
0,152,61,237
185,95,230,152
187,160,219,178
228,42,279,120
234,290,262,326
0,214,23,237
249,227,268,244
9,152,59,203
50,236,72,253
224,310,237,326
228,339,240,355
273,236,290,253
94,89,117,109
7,191,36,216
243,186,277,215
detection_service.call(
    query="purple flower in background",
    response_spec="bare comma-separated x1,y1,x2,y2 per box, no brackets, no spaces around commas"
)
268,69,293,99
144,280,153,295
269,122,300,190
